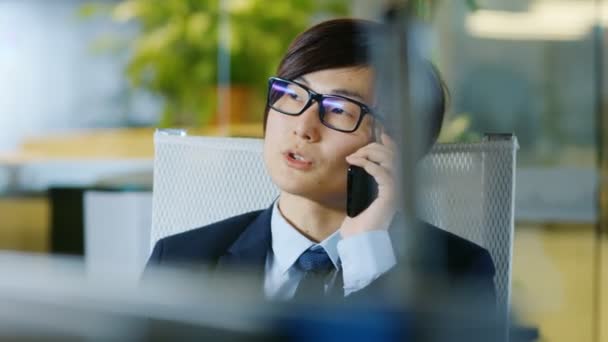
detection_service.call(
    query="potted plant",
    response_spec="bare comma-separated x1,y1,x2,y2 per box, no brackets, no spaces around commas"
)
106,0,348,128
80,0,478,131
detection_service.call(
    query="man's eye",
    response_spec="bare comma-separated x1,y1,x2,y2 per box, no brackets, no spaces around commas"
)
330,107,346,115
288,92,299,100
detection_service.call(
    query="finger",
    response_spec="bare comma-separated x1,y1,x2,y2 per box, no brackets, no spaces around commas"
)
348,153,394,172
348,145,394,169
381,133,397,151
350,142,394,160
354,141,396,161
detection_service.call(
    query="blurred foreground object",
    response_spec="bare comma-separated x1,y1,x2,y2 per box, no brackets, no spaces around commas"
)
0,251,521,341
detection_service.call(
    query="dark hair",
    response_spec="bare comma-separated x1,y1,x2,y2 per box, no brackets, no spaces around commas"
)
264,18,447,150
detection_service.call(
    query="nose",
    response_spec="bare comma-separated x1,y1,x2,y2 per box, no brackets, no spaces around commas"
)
292,101,321,142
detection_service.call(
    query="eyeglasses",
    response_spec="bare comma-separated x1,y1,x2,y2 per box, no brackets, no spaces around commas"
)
266,77,377,133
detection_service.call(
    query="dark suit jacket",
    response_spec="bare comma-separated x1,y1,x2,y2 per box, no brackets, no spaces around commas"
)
147,206,496,306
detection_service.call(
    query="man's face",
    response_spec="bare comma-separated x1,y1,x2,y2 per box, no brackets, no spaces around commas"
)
263,66,376,208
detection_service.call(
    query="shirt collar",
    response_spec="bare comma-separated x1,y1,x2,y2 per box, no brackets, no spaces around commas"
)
270,200,342,275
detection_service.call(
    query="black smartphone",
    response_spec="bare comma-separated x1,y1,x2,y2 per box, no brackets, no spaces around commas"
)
346,165,378,217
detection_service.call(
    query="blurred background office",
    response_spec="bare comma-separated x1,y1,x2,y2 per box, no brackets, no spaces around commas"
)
0,0,606,341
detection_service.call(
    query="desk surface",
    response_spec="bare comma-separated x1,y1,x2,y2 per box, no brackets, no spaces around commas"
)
0,124,264,164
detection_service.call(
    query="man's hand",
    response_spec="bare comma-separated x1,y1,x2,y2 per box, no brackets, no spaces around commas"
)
340,133,397,238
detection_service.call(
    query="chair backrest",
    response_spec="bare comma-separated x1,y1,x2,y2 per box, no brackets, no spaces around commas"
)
151,131,279,248
415,134,518,319
151,130,518,317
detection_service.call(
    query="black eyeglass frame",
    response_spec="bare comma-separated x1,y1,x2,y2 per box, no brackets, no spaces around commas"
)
266,76,380,133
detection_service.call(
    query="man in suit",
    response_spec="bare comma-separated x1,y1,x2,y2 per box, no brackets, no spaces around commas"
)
147,18,495,307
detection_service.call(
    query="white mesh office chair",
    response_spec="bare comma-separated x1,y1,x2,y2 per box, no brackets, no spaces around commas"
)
151,130,518,317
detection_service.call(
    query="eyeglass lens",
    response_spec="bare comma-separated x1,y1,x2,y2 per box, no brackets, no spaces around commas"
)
269,79,362,131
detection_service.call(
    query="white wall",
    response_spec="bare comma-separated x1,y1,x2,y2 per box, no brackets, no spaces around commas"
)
0,0,160,151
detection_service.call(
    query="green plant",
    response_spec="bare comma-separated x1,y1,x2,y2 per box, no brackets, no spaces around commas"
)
107,0,349,126
437,113,481,143
80,0,479,127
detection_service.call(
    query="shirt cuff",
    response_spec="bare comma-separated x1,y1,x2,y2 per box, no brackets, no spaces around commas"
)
337,230,397,296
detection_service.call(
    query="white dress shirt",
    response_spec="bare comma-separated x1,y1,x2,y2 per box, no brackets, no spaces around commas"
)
264,201,397,300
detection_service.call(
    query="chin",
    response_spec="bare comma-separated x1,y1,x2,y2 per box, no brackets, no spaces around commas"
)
271,172,315,195
272,172,345,205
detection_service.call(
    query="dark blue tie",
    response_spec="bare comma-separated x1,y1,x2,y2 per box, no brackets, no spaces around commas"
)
294,247,336,299
296,248,334,273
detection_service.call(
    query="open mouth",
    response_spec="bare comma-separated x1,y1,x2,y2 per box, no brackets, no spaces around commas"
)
288,152,307,162
284,151,313,169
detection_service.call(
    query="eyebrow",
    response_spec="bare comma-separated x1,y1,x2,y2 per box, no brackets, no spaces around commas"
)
296,76,366,102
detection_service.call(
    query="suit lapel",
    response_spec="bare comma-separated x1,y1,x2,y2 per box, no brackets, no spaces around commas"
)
215,205,273,291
